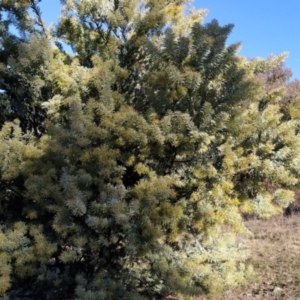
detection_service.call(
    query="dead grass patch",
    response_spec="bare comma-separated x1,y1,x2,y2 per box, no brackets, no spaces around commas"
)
187,213,300,300
221,214,300,299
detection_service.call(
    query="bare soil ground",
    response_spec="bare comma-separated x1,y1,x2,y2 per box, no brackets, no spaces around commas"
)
216,213,300,300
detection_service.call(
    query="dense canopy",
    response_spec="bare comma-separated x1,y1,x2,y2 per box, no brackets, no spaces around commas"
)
0,1,300,299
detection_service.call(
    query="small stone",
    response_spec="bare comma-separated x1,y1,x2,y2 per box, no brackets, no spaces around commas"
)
273,287,283,293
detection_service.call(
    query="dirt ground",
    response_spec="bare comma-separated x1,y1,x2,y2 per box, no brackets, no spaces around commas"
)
217,214,300,300
166,213,300,300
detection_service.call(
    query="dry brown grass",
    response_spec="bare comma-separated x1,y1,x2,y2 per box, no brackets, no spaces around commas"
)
217,213,300,300
165,213,300,300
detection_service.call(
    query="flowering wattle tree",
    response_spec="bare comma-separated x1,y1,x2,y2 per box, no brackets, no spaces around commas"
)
0,1,299,299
